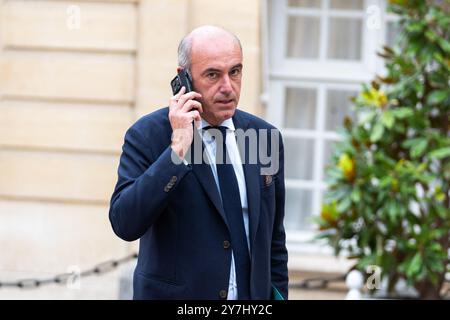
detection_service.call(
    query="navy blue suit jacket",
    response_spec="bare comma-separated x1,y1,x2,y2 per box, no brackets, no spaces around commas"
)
109,107,288,300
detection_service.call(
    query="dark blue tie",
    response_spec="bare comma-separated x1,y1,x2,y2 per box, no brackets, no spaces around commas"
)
205,126,250,299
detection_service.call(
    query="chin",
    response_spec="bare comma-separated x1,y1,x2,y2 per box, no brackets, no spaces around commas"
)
205,105,237,125
219,108,236,120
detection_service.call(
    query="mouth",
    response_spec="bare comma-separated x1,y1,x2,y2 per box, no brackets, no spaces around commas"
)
215,99,235,106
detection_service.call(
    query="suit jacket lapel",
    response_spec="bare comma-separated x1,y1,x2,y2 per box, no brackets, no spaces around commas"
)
189,128,229,230
188,110,262,249
232,111,261,253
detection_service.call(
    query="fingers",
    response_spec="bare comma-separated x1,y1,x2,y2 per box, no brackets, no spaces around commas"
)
170,86,203,115
177,91,202,109
181,99,203,114
174,86,186,100
188,110,201,122
169,86,186,109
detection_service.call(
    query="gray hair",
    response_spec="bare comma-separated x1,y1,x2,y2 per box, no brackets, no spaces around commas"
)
177,27,242,72
177,36,192,71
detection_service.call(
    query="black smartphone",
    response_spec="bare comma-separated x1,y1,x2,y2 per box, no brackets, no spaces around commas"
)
171,69,193,95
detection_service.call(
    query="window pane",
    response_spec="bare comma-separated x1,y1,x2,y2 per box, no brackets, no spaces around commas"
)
330,0,364,10
327,18,362,60
284,87,317,129
285,188,314,230
325,89,357,131
287,16,320,59
284,137,314,180
386,20,401,48
288,0,321,8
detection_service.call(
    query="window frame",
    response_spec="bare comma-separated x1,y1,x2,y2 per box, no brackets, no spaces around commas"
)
270,0,384,82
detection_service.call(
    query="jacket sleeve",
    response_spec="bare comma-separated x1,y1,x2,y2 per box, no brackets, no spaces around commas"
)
271,131,289,299
109,126,191,242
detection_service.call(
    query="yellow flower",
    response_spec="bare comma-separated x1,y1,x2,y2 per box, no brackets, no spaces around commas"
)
392,178,399,193
320,202,338,228
377,90,388,107
362,88,388,108
338,153,356,181
434,186,445,202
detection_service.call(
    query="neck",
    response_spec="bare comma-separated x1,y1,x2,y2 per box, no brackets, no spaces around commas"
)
201,114,222,127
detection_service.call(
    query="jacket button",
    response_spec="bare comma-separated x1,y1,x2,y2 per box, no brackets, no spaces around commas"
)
223,240,230,249
219,290,228,299
170,176,177,183
264,175,273,186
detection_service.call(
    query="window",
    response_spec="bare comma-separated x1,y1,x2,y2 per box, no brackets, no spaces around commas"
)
266,0,399,250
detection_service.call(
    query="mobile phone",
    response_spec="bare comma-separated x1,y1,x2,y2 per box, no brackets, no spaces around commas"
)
171,69,193,95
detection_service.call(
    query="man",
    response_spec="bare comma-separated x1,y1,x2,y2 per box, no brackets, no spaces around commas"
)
109,25,288,300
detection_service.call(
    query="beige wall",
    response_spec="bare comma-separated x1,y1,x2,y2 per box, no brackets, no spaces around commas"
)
0,0,261,298
136,0,262,117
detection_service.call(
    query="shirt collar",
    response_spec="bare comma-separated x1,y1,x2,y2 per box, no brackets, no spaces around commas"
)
199,117,235,131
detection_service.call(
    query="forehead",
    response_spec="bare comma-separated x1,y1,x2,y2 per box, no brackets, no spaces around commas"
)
190,36,242,71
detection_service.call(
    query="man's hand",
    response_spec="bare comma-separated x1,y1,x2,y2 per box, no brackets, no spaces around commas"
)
169,87,203,160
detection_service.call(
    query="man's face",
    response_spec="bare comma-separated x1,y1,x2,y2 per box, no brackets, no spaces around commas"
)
189,37,243,125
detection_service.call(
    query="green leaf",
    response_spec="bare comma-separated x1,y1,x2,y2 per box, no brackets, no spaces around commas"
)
336,196,352,213
392,107,413,119
427,90,449,105
356,254,377,270
430,229,446,239
429,261,445,274
410,139,428,158
429,147,450,159
327,187,350,202
350,189,361,203
402,137,425,148
381,110,395,128
387,200,399,223
379,176,392,188
437,38,450,53
370,122,385,142
429,242,442,252
326,168,343,180
418,270,429,283
358,111,376,125
406,253,422,277
425,30,438,42
433,204,448,219
406,21,425,33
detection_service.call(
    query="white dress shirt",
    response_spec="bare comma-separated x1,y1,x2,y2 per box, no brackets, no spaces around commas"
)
198,118,250,300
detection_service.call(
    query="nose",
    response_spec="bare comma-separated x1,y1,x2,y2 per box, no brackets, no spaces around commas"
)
219,75,232,95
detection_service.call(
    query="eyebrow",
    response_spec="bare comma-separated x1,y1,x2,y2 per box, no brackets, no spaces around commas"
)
201,63,243,76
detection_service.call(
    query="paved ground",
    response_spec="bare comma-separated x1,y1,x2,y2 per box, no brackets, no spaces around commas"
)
288,271,347,300
288,271,450,300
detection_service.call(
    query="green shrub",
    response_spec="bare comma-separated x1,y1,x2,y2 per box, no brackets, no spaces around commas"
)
316,0,449,299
